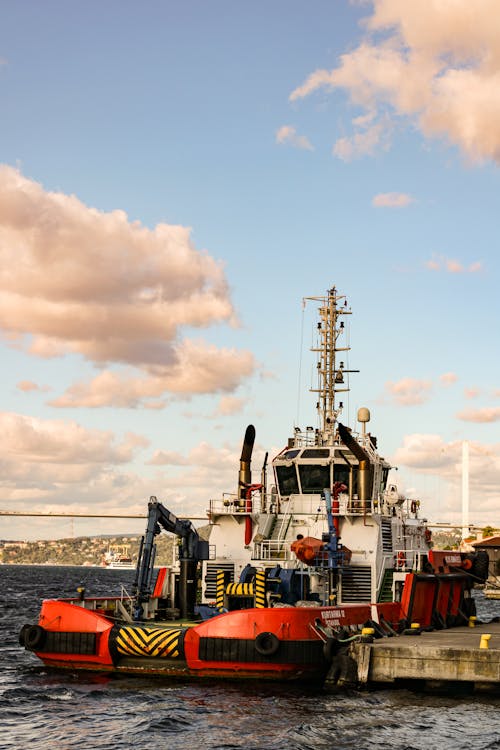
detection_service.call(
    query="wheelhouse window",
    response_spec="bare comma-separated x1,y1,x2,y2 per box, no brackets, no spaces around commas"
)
275,464,299,495
333,450,358,498
298,464,331,494
333,466,350,490
301,449,330,459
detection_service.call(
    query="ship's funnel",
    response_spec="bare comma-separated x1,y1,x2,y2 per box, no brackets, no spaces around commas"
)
338,423,373,510
238,425,255,500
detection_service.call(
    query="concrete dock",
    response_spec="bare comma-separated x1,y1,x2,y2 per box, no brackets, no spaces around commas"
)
326,621,500,691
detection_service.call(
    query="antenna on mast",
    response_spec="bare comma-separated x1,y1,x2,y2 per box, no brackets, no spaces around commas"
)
304,287,359,445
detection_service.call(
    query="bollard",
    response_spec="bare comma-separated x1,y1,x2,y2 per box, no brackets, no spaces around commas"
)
480,634,491,649
469,616,477,628
360,627,374,643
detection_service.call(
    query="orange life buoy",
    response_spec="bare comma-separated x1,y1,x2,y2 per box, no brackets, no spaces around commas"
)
397,551,406,568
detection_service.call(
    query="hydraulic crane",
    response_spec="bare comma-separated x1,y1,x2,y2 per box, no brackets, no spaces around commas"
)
131,496,209,620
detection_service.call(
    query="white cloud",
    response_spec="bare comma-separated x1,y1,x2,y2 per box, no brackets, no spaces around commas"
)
214,395,247,416
333,116,392,160
290,0,500,163
425,254,483,273
17,380,51,393
0,413,275,536
49,341,255,408
0,411,148,465
276,125,314,151
0,166,255,403
147,450,190,466
392,432,500,522
0,411,150,508
385,377,432,405
464,388,481,400
457,407,500,423
439,372,458,387
372,192,414,207
393,433,452,470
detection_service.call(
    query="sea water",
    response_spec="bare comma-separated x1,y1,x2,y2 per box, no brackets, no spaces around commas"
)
2,565,500,750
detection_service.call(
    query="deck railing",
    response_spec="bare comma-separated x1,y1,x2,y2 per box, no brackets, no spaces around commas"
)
209,493,265,516
252,539,293,562
209,493,389,518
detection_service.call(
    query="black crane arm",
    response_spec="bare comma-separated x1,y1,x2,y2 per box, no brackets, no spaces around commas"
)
132,496,209,620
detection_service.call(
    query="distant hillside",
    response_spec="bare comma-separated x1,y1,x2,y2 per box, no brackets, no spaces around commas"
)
0,526,211,566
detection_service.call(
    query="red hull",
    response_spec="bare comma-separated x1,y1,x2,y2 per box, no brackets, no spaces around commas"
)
20,569,476,682
24,598,404,680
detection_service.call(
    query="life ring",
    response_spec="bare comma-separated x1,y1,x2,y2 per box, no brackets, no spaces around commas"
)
396,551,406,568
25,624,46,650
424,528,432,543
254,631,280,656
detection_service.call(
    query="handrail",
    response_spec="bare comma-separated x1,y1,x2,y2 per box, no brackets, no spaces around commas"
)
252,539,293,561
209,491,268,516
393,548,420,573
377,549,427,595
275,498,293,540
376,553,397,593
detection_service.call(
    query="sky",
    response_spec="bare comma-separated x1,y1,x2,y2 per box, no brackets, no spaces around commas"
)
0,0,499,540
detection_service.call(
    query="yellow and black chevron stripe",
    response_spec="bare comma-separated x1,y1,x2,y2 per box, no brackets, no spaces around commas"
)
113,626,185,659
254,569,266,608
216,570,226,611
226,582,254,597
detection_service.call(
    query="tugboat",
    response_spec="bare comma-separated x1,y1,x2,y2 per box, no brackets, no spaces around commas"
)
19,286,488,682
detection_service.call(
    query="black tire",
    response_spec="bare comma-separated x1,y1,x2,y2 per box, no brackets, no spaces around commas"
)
323,637,340,663
19,623,31,647
472,551,489,583
255,631,280,656
25,624,46,651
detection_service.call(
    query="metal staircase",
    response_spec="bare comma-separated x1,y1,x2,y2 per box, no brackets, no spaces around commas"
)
377,568,394,602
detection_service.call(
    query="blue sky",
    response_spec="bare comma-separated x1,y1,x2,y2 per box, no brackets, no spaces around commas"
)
1,0,499,540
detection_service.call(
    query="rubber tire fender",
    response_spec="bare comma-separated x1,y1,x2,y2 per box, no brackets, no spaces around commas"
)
472,551,489,583
19,623,32,647
25,624,46,651
323,637,340,663
254,631,280,656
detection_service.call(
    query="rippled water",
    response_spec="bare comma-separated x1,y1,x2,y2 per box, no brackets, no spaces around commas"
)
2,565,500,750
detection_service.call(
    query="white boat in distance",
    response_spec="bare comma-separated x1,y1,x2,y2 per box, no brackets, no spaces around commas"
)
102,545,135,569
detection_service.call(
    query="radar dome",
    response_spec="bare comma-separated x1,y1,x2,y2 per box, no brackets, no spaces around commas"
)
357,407,371,423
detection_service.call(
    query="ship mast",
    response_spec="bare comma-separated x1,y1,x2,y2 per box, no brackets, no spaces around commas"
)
304,287,356,445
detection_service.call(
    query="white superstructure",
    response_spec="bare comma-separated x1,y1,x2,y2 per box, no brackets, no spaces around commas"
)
202,287,431,606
